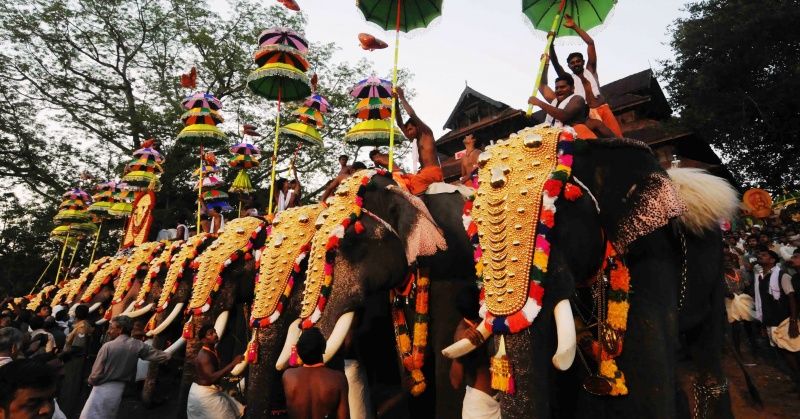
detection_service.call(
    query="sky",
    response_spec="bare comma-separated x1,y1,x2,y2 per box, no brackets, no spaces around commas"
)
209,0,689,139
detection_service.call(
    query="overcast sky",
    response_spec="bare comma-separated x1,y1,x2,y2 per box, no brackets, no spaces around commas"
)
211,0,688,137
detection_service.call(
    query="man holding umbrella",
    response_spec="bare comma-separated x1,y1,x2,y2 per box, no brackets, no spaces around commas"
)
548,14,622,138
370,86,443,195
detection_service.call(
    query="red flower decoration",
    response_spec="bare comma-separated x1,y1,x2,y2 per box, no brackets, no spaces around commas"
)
564,183,583,201
540,210,555,228
543,179,563,197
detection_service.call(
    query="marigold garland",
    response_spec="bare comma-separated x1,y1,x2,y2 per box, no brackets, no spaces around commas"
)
390,270,430,396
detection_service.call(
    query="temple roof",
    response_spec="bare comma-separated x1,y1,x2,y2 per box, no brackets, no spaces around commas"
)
441,85,510,131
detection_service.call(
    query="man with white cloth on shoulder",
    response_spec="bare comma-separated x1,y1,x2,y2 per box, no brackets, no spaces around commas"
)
80,315,170,419
187,324,245,419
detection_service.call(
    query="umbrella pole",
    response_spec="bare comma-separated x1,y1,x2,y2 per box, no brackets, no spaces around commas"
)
197,146,204,234
267,87,282,217
526,0,567,116
53,230,71,286
66,240,80,273
89,220,102,265
388,0,402,172
30,254,57,294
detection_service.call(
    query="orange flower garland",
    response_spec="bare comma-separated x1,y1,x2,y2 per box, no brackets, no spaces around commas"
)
390,270,430,396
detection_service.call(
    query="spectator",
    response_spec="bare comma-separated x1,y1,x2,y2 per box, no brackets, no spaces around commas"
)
53,308,69,333
45,316,66,353
28,316,56,357
283,328,349,419
0,311,12,328
64,305,93,353
80,315,170,419
0,359,57,419
0,327,24,367
186,324,244,419
722,251,758,358
35,304,51,319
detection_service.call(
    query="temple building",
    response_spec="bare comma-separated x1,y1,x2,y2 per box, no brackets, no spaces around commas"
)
436,69,735,185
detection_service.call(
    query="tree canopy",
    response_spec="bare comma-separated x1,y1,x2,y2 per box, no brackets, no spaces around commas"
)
0,0,411,296
660,0,800,191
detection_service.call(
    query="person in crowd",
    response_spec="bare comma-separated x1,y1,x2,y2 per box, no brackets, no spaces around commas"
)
0,311,12,329
176,219,190,241
459,134,482,187
35,305,51,319
529,70,598,139
53,309,69,334
63,305,92,353
187,324,244,419
80,315,170,419
371,86,443,195
283,327,349,419
0,327,24,367
753,249,792,338
207,207,225,234
450,286,499,419
44,317,65,353
28,316,56,357
722,251,759,357
548,14,623,137
320,162,368,203
0,359,57,419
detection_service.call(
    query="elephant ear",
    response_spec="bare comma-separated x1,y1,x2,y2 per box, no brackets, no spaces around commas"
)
385,185,448,265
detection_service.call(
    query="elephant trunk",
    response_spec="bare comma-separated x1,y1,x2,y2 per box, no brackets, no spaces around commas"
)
147,302,184,337
552,299,577,370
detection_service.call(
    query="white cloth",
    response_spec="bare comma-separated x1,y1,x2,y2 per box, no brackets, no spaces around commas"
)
544,94,578,128
462,385,501,419
725,294,756,323
344,359,374,419
276,190,295,213
29,329,56,354
771,317,800,352
79,381,126,419
187,382,244,419
176,224,190,241
571,71,601,100
156,229,172,241
768,266,782,301
411,138,420,173
209,214,225,234
754,267,765,321
53,400,67,419
0,356,12,367
424,182,474,198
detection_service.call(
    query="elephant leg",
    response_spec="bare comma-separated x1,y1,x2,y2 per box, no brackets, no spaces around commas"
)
246,323,293,418
499,325,554,419
429,279,467,419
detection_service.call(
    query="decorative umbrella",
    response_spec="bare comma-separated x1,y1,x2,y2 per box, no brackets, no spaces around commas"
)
247,26,312,216
229,142,261,205
352,105,392,120
522,0,618,115
87,181,125,265
349,77,393,99
294,106,325,128
50,188,95,285
344,77,405,146
304,93,330,113
177,90,228,233
356,0,443,170
194,152,233,214
255,45,311,71
344,119,404,147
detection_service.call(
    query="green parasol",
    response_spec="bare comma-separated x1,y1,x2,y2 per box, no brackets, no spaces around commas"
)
356,0,443,171
521,0,618,115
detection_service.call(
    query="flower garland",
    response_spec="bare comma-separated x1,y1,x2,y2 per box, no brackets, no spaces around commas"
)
477,128,579,335
137,240,184,307
390,269,430,396
189,223,264,315
300,170,388,330
156,234,211,313
589,242,631,396
250,242,311,328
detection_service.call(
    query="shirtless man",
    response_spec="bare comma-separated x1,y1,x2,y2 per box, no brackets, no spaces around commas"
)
373,86,442,195
459,134,481,186
549,14,623,137
282,328,349,419
450,286,499,419
320,162,367,203
187,325,244,419
528,69,598,140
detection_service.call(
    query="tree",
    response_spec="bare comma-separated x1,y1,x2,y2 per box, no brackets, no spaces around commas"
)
660,0,800,191
0,0,411,296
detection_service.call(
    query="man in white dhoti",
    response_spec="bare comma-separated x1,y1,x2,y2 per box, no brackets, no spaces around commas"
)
187,324,244,419
79,315,170,419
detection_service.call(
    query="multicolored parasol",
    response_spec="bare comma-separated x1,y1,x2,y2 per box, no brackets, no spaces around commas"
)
122,141,165,191
349,77,393,99
521,0,618,115
356,0,443,170
344,77,405,147
247,26,312,216
50,188,96,285
304,93,330,113
229,142,261,196
194,152,232,213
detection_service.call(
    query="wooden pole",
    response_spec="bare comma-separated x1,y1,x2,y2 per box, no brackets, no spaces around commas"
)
53,230,71,286
89,221,102,265
267,87,282,217
29,254,57,294
387,0,403,172
526,0,567,116
197,146,204,234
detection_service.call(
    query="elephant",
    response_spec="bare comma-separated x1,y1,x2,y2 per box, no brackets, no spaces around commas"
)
99,241,167,326
49,255,112,310
141,233,215,406
77,252,132,321
442,129,738,419
150,216,267,418
274,171,476,419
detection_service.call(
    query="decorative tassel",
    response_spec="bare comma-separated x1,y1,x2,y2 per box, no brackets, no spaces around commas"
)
564,182,583,201
182,321,194,339
246,335,259,363
354,221,365,234
289,345,301,366
490,335,515,394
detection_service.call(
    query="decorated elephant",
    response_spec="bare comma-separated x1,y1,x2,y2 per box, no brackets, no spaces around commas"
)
152,216,267,418
271,171,475,419
77,252,132,320
141,233,214,406
442,127,738,419
48,256,112,310
99,241,167,326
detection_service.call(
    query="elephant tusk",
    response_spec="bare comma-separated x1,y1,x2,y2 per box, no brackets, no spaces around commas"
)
165,337,186,355
214,311,229,340
121,301,137,315
441,321,491,359
127,303,154,319
276,319,302,371
147,303,184,337
95,318,108,326
322,312,354,364
87,302,102,314
231,358,249,376
552,299,577,371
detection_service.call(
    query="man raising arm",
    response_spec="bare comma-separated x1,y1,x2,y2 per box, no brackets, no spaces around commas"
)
529,63,597,140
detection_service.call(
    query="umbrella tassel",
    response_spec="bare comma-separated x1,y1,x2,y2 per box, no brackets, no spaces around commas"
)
526,0,567,117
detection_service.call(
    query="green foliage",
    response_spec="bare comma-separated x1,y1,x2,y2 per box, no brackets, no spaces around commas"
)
0,0,411,297
660,0,800,190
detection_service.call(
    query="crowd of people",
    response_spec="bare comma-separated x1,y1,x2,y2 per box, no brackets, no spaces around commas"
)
722,216,800,386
